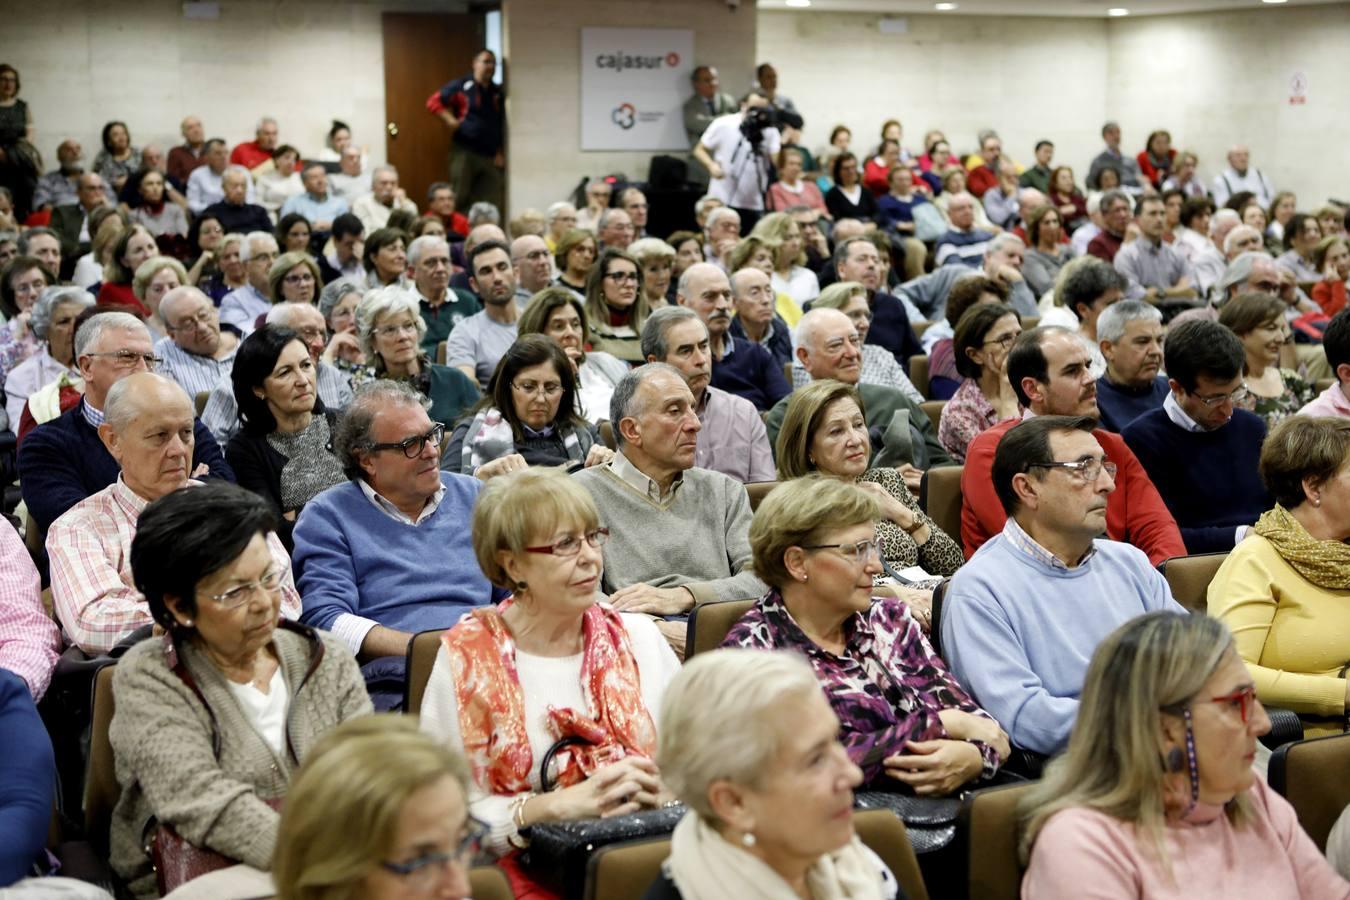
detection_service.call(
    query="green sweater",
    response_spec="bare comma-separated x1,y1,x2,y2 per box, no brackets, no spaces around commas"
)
573,461,766,605
765,380,951,469
109,624,371,897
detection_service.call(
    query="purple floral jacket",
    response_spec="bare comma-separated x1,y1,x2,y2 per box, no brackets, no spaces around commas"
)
723,590,1002,786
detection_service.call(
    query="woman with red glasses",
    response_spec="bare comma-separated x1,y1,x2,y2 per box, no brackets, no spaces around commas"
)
1020,611,1350,899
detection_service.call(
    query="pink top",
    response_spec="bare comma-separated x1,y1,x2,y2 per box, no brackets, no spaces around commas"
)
1298,384,1350,419
767,180,828,214
1023,778,1350,900
0,518,61,701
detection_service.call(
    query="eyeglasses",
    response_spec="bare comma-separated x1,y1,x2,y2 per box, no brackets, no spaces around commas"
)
1250,280,1281,293
1028,457,1118,483
284,272,315,286
249,252,276,263
511,380,563,398
167,309,216,333
380,817,487,888
525,528,610,556
983,332,1020,350
84,350,161,370
1203,685,1259,723
604,271,639,283
369,422,445,458
375,322,419,339
801,538,881,566
207,567,286,608
1194,386,1251,407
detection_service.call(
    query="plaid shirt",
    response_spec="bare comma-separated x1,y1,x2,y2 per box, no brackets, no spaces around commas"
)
48,477,301,654
0,520,61,700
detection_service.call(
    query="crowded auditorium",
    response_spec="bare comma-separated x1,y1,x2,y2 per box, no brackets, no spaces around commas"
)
2,0,1350,897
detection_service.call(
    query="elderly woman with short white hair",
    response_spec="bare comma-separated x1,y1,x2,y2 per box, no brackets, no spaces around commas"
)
646,648,900,900
5,285,93,424
351,285,479,426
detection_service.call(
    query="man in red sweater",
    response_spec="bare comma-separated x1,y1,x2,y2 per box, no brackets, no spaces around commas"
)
230,117,279,173
960,326,1184,565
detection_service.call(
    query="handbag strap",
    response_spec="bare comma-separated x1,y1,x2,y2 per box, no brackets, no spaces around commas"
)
538,736,590,793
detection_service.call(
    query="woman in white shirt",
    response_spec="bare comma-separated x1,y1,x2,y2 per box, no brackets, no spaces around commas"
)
753,211,820,310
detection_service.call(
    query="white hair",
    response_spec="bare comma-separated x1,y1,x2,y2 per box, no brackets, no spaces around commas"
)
546,201,576,221
266,301,322,328
704,206,740,233
793,307,851,356
987,233,1026,256
157,285,211,324
74,311,148,359
1209,208,1242,238
221,165,251,187
1223,225,1263,256
356,285,427,362
239,230,278,261
407,234,449,268
371,164,398,181
104,373,189,433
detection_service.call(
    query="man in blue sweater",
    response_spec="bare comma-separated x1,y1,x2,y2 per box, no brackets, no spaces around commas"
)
678,263,790,412
942,415,1184,756
1094,300,1169,432
18,311,232,536
1121,320,1270,553
292,380,503,705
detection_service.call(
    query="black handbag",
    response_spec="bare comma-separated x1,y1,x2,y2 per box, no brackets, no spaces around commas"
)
522,737,684,900
853,791,960,855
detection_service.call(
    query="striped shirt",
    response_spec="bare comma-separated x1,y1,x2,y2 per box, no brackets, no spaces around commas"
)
0,519,61,700
47,477,301,654
154,336,238,401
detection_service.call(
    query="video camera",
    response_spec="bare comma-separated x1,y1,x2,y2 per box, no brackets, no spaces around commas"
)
739,104,804,148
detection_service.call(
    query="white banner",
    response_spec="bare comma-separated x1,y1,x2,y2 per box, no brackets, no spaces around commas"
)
579,27,694,151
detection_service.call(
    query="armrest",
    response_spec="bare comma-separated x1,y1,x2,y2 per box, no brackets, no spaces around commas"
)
1260,706,1304,752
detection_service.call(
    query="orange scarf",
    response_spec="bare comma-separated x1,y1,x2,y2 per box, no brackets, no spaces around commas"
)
443,601,657,794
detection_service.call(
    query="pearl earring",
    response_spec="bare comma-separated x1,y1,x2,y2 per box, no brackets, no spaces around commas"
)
741,832,756,847
1314,498,1322,508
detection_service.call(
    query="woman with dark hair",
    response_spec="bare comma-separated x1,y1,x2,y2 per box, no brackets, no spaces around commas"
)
363,227,409,289
96,224,158,315
938,302,1022,463
518,287,627,424
257,144,304,217
1277,212,1323,283
553,227,597,297
443,334,609,478
668,230,704,283
318,119,357,163
862,139,901,198
124,169,188,239
109,481,369,898
1048,166,1088,232
93,121,141,192
1219,291,1315,428
275,212,312,255
583,247,649,363
0,256,56,383
825,152,878,223
186,214,233,297
0,64,38,220
227,325,346,549
1136,129,1175,189
1312,235,1350,317
1023,205,1075,297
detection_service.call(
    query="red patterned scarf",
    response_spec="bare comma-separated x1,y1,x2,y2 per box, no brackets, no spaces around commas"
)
442,601,657,794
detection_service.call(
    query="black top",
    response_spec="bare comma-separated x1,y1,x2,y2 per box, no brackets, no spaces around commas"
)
826,184,879,223
0,100,27,146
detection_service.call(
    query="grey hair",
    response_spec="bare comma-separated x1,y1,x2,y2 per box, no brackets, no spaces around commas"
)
1208,208,1241,238
239,230,278,262
103,373,189,434
356,285,427,362
608,362,685,447
640,306,703,361
18,227,59,255
407,234,449,269
467,201,500,226
832,235,874,272
32,286,95,341
794,307,851,357
546,201,576,221
256,116,277,131
694,195,722,220
221,165,251,187
628,237,676,266
704,206,739,233
1223,225,1262,256
156,285,211,324
986,232,1026,257
657,648,823,821
371,164,398,181
74,311,148,359
318,278,364,323
1096,300,1162,345
0,230,17,247
333,379,430,481
266,301,320,327
1218,251,1271,297
1099,189,1131,213
597,207,628,232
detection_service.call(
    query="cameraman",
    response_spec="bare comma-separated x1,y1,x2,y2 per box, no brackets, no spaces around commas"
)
692,93,782,231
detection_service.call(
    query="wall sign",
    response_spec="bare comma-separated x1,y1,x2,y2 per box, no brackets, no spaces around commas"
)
580,27,695,151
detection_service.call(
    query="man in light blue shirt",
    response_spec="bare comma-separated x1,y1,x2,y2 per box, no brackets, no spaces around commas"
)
219,232,276,337
281,163,349,231
941,414,1184,756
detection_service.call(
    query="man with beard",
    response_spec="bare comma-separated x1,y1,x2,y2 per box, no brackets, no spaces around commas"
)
676,262,788,411
444,239,518,388
1094,301,1169,432
959,326,1184,565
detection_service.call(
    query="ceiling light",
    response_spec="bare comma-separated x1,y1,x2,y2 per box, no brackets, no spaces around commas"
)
1261,0,1288,4
935,2,958,9
785,0,811,6
1107,7,1130,15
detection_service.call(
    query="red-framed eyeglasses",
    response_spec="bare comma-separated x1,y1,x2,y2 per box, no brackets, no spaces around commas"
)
1205,685,1258,723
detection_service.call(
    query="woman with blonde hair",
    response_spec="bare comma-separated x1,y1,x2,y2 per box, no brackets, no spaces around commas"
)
751,211,820,309
1019,611,1350,898
628,236,676,309
131,255,188,342
274,715,478,900
267,251,321,305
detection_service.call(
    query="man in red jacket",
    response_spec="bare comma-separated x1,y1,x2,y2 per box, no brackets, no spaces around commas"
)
960,326,1184,566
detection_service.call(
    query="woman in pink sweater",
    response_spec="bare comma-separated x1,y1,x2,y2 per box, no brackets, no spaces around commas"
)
1019,611,1350,900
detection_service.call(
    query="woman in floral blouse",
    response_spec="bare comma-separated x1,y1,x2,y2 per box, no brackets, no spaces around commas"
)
775,380,965,624
938,302,1022,462
723,475,1008,792
1218,292,1315,429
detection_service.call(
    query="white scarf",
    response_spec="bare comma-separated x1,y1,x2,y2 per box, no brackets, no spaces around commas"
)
663,812,886,900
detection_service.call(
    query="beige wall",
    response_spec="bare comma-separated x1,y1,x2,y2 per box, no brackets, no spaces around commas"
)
760,4,1350,207
502,0,758,213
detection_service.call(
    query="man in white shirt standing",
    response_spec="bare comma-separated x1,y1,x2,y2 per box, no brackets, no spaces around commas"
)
692,93,781,229
1211,145,1275,208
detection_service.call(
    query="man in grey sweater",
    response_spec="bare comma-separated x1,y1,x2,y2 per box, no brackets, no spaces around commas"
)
573,363,766,654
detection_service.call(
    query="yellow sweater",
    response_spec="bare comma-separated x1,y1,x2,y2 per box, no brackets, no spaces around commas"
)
1208,535,1350,736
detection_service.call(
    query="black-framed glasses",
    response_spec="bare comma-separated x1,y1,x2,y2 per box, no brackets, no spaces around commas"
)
801,538,880,566
1028,457,1118,483
1193,385,1251,407
604,271,639,283
380,817,488,886
369,423,445,459
84,350,161,370
511,380,563,398
207,567,286,608
983,332,1020,350
526,528,609,557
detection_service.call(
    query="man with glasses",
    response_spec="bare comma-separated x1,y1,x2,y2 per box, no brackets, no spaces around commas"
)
960,326,1184,565
220,231,278,337
574,363,766,655
444,239,519,388
677,262,789,412
20,311,232,536
293,380,503,706
155,286,240,398
202,302,355,444
942,414,1184,757
510,234,553,305
46,373,289,653
1122,320,1270,553
597,207,635,252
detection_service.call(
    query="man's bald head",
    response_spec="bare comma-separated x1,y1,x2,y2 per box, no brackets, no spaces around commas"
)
730,266,771,298
795,308,863,383
100,372,196,501
104,372,192,434
831,218,866,243
159,285,211,324
465,224,507,254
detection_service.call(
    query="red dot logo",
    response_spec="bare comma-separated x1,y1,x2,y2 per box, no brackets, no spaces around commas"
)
666,52,680,67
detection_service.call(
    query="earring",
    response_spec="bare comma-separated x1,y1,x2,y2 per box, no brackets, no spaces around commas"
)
515,581,529,594
1314,498,1322,508
1165,747,1184,773
741,832,756,848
